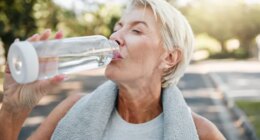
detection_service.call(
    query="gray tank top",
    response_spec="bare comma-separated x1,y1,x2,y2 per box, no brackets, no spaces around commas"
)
102,109,163,140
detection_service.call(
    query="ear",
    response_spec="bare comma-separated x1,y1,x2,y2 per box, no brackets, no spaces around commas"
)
160,49,182,70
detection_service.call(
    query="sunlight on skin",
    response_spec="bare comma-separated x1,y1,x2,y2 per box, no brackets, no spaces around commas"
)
38,95,60,106
61,81,82,91
23,116,45,127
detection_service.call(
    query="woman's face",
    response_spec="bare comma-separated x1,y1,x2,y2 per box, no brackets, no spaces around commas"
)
105,7,166,85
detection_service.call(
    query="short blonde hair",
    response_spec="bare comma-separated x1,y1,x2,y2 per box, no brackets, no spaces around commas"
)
126,0,194,87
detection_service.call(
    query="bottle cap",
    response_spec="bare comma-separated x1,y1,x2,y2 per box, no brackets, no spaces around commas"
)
8,41,39,84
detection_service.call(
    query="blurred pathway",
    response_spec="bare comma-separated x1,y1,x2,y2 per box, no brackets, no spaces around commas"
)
188,59,260,102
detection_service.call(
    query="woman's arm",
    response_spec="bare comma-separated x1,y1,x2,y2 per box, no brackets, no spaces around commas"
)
0,75,64,140
0,104,32,140
28,94,84,140
192,112,226,140
0,29,64,140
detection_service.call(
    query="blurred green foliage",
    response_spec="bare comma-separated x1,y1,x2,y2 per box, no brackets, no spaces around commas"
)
236,101,260,139
0,0,121,58
0,0,260,59
56,3,121,37
0,0,37,57
181,0,260,57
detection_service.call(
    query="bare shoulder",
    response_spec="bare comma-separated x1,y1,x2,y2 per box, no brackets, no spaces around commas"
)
192,112,226,140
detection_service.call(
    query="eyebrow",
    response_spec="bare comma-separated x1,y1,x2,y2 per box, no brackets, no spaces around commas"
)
115,21,149,28
131,21,148,27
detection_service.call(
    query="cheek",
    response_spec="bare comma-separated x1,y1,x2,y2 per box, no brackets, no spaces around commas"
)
126,48,147,72
126,39,149,61
128,50,160,78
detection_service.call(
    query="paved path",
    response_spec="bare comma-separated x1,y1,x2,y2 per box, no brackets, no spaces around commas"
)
179,73,248,140
211,72,260,101
188,59,260,101
187,60,260,140
17,60,258,140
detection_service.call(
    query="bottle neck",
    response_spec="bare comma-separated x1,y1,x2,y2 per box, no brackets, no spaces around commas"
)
108,40,119,51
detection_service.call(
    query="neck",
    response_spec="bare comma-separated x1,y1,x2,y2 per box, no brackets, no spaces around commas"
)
117,81,163,124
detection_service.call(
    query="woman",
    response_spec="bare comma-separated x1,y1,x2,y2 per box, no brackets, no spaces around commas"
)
0,0,225,140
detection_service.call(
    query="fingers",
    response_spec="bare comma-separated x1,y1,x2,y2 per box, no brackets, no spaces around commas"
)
39,75,65,90
3,73,16,91
27,29,63,42
27,29,51,42
27,34,40,42
5,63,10,74
55,30,63,39
39,29,52,40
3,63,16,88
33,75,65,98
50,75,66,84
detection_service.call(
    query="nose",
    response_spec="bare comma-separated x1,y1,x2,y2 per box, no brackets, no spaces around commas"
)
109,30,124,47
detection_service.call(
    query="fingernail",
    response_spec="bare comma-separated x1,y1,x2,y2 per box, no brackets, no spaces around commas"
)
27,34,39,41
55,30,63,39
33,34,39,38
57,75,65,81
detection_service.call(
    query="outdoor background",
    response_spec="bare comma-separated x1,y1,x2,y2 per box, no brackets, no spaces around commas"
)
0,0,260,140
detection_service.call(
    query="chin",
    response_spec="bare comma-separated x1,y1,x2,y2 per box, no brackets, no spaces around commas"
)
104,68,112,80
105,65,126,83
105,65,117,81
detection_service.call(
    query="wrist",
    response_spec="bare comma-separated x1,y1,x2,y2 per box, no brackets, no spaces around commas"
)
0,104,31,132
0,104,31,140
0,103,31,123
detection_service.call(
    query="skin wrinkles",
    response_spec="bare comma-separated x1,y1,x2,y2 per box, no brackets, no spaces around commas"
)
106,7,166,123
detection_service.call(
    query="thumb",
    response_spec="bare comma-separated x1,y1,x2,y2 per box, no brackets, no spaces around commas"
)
3,63,17,90
36,75,65,94
21,75,65,109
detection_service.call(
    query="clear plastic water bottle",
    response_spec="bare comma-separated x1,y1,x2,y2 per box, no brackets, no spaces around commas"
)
8,35,119,84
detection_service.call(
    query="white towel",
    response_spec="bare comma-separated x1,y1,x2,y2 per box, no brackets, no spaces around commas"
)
51,81,199,140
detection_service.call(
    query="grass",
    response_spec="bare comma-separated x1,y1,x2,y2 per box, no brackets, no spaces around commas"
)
236,101,260,139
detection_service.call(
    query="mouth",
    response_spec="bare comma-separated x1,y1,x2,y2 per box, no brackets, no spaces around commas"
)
112,51,123,60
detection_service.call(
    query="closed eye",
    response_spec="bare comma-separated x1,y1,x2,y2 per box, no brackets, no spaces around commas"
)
132,30,141,34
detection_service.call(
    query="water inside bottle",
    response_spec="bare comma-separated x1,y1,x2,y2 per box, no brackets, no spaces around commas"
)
38,48,113,80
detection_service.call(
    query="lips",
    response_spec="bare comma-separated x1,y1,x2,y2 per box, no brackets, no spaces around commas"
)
112,51,123,60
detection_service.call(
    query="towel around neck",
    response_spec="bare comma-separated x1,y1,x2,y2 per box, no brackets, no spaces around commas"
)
51,81,199,140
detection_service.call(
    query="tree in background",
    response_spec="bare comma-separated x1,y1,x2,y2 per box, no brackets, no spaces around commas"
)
181,0,260,57
0,0,60,57
0,0,122,58
1,0,260,59
231,3,260,56
33,0,60,32
0,0,37,57
55,2,121,37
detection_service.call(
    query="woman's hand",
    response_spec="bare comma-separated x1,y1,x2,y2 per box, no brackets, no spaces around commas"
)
2,29,64,111
0,29,65,140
